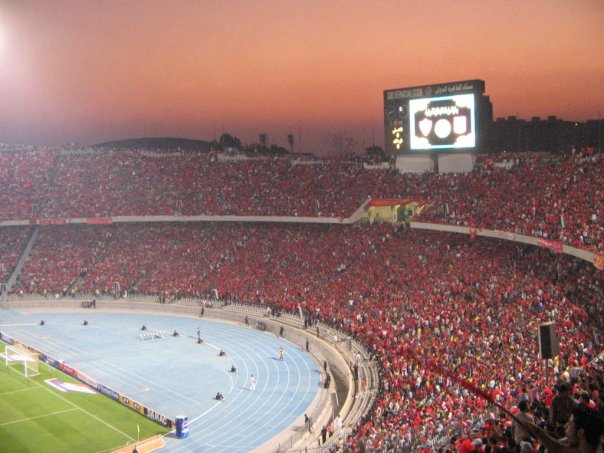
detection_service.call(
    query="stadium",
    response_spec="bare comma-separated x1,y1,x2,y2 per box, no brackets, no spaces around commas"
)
1,72,604,453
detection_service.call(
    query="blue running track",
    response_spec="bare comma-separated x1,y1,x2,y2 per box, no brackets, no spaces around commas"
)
0,309,321,452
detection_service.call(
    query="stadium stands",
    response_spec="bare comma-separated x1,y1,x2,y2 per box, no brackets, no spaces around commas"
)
1,146,603,451
0,227,31,285
0,148,602,250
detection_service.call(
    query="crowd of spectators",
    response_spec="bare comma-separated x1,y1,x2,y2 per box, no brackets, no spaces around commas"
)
0,147,57,220
2,146,603,450
417,151,604,252
0,147,603,250
8,222,604,450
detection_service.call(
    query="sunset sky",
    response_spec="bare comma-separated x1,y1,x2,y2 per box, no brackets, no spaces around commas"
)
1,0,603,154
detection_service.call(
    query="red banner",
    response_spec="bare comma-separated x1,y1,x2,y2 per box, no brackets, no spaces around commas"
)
537,238,563,253
59,363,78,378
86,217,113,225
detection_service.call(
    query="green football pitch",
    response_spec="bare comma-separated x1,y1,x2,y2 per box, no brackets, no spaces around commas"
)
0,343,170,453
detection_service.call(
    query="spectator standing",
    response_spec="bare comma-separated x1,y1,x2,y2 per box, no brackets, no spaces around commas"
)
512,400,534,444
335,414,343,434
550,384,576,435
304,413,311,432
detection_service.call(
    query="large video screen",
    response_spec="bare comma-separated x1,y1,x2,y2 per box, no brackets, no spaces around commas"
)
384,79,487,154
409,93,476,150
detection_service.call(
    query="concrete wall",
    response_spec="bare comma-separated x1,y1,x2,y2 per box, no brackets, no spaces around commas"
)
438,152,475,173
395,155,433,173
411,221,596,265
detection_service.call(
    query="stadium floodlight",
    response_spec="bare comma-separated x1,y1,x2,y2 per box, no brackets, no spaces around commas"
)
4,344,39,378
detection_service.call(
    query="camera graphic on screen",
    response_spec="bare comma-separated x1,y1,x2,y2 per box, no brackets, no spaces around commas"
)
409,94,475,150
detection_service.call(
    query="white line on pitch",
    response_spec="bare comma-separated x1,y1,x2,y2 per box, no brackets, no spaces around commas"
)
0,408,78,426
6,363,136,442
0,387,39,397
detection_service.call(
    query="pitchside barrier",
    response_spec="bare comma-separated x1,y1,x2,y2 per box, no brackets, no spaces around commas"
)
111,435,165,453
0,330,174,429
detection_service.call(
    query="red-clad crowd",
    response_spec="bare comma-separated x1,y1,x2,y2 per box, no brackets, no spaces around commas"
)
2,146,604,451
0,148,603,250
417,152,604,252
0,147,57,220
8,222,604,451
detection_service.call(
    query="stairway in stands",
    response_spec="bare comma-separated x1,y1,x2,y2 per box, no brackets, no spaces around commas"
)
3,226,39,297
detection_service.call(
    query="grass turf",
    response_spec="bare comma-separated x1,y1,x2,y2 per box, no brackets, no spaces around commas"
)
0,343,170,453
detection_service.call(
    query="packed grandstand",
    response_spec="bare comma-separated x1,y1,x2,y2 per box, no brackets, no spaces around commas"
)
0,145,603,452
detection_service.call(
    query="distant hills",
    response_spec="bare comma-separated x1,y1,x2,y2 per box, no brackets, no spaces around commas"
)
93,137,213,151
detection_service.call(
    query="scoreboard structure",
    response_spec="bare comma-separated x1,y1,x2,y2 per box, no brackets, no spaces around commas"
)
384,79,491,155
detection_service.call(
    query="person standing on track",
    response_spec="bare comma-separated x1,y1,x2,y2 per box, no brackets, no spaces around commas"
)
249,374,256,392
279,347,285,361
